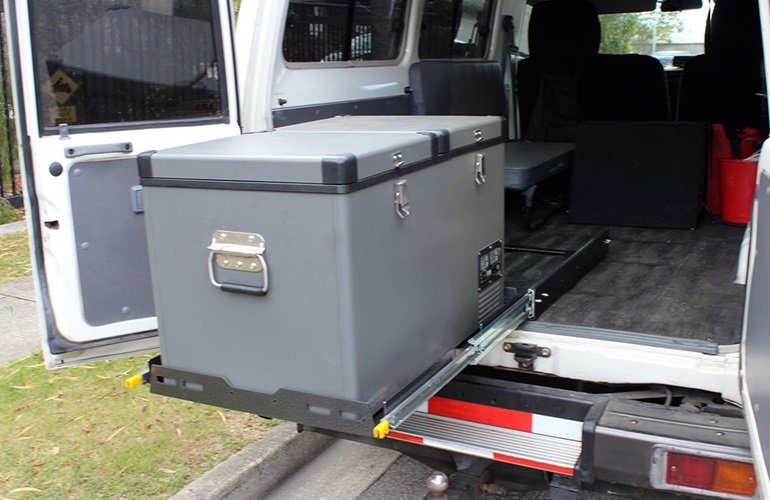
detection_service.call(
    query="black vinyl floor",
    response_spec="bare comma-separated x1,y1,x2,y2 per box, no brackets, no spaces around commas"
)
504,211,747,344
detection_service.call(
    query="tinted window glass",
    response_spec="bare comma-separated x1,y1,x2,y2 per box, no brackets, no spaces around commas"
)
419,0,495,59
283,0,407,63
29,0,225,131
598,3,707,68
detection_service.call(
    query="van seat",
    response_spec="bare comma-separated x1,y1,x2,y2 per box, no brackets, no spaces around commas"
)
408,60,505,116
409,59,572,229
580,54,669,122
678,0,763,132
519,0,670,140
518,0,600,141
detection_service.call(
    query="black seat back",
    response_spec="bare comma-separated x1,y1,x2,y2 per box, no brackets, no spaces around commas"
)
580,54,669,122
408,60,505,116
518,0,601,140
678,0,763,132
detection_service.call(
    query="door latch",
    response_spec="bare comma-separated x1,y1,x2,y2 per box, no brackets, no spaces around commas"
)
502,342,552,370
394,179,411,219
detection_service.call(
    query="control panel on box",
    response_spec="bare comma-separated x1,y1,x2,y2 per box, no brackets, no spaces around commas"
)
478,241,503,290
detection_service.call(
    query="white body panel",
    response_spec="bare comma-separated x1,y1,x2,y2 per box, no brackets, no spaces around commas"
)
479,330,742,403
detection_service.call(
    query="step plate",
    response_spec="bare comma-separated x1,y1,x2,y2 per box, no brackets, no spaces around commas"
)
389,396,582,476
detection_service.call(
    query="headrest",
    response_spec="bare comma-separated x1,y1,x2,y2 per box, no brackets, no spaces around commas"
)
528,0,601,72
707,0,761,59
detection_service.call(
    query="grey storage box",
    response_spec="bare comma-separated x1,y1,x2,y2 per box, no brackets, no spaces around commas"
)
279,115,503,154
140,117,504,434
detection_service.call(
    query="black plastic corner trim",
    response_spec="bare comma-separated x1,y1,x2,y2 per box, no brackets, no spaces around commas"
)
576,397,609,482
322,154,358,185
137,150,157,178
417,129,451,155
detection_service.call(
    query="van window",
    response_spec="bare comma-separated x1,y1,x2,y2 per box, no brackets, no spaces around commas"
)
28,0,226,132
598,3,708,68
283,0,408,63
419,0,496,59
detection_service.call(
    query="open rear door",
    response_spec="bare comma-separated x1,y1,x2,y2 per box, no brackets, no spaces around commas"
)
741,140,770,497
4,0,240,367
743,2,770,493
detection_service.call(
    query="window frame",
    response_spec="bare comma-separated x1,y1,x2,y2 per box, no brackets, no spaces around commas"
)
281,0,410,69
28,0,232,136
417,0,497,61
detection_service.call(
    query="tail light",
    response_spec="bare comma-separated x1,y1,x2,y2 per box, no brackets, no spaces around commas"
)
653,448,757,498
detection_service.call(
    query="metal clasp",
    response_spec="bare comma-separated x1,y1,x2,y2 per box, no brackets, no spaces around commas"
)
207,231,269,295
392,151,405,167
474,129,483,142
394,180,411,219
474,153,487,185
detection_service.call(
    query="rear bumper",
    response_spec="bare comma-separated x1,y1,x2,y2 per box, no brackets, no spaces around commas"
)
148,356,752,496
312,373,752,496
594,399,751,489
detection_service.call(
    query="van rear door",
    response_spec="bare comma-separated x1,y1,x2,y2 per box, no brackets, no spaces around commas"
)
741,142,770,497
5,0,240,367
742,2,770,493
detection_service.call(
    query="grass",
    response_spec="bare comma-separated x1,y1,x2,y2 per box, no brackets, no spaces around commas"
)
0,353,278,499
0,232,275,498
0,231,31,284
0,201,21,225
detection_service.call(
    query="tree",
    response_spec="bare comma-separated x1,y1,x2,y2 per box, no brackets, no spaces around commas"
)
599,11,683,54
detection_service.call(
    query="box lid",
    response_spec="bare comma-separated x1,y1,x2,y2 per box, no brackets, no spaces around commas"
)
278,115,503,154
141,130,434,186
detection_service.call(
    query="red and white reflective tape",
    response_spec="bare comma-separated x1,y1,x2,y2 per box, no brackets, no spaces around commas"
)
389,396,583,476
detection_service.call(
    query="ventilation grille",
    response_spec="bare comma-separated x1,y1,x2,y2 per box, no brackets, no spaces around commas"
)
478,279,503,325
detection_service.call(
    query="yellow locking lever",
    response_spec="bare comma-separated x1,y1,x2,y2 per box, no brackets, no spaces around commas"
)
372,420,390,439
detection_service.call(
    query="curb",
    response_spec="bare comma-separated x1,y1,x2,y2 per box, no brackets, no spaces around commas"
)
0,220,26,236
171,422,334,500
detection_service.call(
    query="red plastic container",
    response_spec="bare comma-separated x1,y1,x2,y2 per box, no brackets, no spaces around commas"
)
707,125,761,214
720,158,759,224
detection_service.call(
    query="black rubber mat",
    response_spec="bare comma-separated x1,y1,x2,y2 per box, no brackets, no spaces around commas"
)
504,212,746,344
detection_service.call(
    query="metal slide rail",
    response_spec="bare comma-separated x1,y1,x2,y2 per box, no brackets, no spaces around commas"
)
373,231,610,438
373,293,533,438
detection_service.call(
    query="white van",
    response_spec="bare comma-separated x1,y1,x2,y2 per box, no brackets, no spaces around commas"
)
6,0,770,497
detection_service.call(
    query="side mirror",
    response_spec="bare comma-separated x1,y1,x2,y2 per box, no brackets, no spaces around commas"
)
661,0,703,12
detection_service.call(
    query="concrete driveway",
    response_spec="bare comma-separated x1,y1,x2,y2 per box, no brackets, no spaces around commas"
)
0,276,39,364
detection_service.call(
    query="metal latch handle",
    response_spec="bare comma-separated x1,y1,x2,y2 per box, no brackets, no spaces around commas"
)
394,180,411,219
474,153,487,185
207,231,269,296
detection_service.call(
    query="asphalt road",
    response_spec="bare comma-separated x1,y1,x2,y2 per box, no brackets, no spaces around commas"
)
259,437,682,500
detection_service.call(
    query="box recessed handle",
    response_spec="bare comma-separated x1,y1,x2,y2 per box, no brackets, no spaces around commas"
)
207,231,269,296
219,282,268,296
